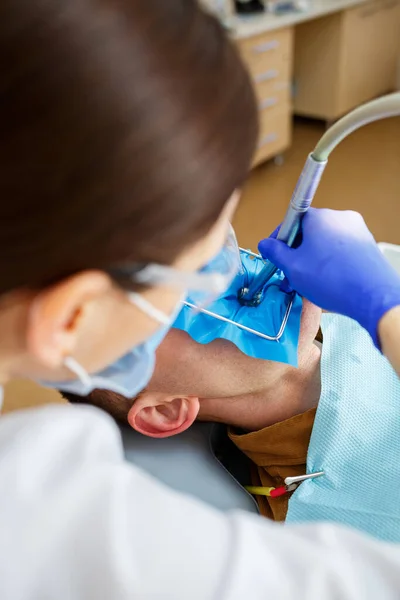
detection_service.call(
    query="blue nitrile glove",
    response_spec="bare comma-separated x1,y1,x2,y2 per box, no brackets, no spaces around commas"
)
258,208,400,348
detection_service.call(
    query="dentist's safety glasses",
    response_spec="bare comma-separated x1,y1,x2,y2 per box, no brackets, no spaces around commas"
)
108,225,243,308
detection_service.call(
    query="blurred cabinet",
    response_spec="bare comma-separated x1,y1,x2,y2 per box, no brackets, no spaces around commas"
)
199,0,235,19
293,0,400,120
236,27,294,165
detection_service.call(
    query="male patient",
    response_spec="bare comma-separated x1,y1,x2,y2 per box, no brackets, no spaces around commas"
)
62,300,321,520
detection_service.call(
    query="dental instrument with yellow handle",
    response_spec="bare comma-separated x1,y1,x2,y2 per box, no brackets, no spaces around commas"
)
239,92,400,306
246,471,325,498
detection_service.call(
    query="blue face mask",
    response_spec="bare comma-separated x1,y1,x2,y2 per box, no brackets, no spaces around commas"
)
40,292,183,398
39,228,241,399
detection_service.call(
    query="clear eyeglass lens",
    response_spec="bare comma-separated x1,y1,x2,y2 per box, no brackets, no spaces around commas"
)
187,226,243,307
128,225,243,307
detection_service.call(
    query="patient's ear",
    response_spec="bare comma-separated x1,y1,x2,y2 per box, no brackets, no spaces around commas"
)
127,392,200,438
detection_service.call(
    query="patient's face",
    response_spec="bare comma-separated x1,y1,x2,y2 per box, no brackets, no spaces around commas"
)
127,300,322,435
149,299,321,398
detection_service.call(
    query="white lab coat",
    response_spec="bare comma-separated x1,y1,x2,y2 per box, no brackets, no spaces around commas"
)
1,403,400,600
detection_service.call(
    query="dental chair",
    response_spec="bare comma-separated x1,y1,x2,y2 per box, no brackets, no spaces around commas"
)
121,422,259,513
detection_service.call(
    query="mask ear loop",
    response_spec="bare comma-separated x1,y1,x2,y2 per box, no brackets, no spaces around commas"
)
128,292,171,325
63,356,93,394
61,293,170,396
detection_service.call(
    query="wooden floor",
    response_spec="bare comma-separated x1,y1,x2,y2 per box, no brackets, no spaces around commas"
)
3,116,400,414
233,116,400,250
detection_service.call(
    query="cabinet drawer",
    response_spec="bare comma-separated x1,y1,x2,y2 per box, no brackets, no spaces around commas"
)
253,105,291,166
340,0,400,113
349,0,399,19
254,80,291,109
238,27,293,78
252,56,291,91
293,1,400,120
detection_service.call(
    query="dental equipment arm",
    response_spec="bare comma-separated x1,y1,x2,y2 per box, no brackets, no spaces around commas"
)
240,92,400,305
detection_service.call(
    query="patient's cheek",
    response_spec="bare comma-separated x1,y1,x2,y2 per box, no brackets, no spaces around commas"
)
299,300,322,349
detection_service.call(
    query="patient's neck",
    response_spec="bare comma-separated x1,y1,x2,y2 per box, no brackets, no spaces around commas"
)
197,342,321,432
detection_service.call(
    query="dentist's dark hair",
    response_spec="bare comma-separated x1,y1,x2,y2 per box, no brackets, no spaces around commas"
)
0,0,257,294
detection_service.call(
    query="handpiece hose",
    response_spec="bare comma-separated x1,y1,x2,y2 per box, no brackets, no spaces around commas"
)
239,92,400,306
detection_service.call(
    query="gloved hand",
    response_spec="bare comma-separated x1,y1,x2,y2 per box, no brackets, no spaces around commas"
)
258,208,400,348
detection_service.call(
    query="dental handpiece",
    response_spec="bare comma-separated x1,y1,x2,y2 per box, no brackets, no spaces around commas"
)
239,154,327,305
238,91,400,307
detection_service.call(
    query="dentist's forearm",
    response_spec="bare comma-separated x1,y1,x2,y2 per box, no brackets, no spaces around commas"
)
378,305,400,378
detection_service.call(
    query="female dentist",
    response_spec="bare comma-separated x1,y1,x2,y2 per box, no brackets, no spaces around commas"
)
1,2,400,599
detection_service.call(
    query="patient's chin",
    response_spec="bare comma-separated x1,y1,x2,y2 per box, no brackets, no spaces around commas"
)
298,300,322,359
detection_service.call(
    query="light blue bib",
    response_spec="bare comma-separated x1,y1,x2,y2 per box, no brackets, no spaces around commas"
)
287,313,400,542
